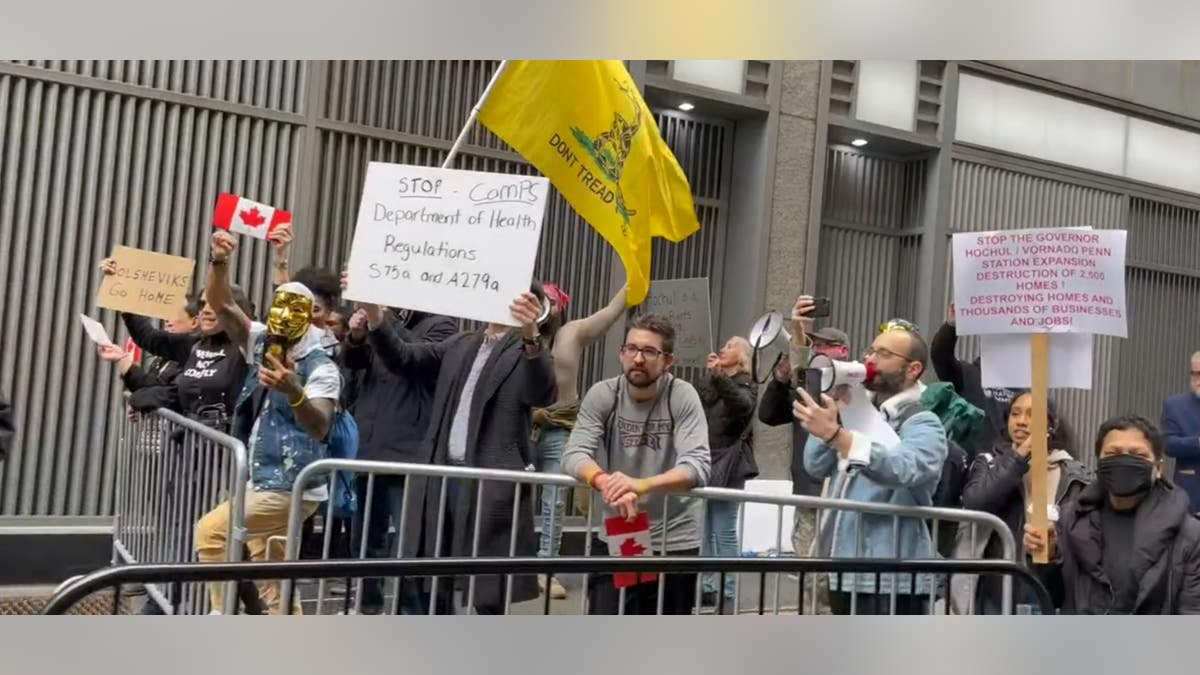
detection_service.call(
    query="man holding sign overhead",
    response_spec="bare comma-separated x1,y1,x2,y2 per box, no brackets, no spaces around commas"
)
345,276,555,615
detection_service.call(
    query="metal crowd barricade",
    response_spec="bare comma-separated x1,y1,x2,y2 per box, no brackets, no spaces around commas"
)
42,557,1055,616
111,404,248,615
278,459,1019,616
688,485,1016,616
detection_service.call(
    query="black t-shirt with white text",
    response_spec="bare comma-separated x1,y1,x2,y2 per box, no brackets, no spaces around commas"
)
174,333,249,422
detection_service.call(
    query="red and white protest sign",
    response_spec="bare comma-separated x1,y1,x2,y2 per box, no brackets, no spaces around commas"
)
952,227,1128,337
212,193,290,240
605,511,657,589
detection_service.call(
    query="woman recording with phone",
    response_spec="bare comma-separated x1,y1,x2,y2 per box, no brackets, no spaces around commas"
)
958,390,1090,614
696,336,757,607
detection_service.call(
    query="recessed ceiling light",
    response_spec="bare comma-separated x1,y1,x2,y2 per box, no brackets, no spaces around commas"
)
851,138,869,147
678,102,695,112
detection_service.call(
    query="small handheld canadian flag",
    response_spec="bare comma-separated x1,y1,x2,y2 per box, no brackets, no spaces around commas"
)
212,193,290,240
124,337,143,366
605,511,658,589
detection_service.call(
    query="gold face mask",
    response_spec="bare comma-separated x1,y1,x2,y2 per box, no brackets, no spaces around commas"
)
265,290,313,361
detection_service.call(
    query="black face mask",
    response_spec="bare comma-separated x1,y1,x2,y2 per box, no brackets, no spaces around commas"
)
1096,454,1155,498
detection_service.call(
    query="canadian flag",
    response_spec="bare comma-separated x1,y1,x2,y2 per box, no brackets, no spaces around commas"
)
605,511,658,589
212,193,290,240
124,336,143,365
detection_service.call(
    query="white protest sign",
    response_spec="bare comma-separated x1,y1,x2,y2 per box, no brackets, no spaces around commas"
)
981,333,1093,390
343,163,550,326
952,228,1127,337
740,480,796,554
640,277,712,369
79,314,114,347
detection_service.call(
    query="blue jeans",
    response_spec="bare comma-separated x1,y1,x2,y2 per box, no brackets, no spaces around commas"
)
351,474,427,614
702,500,739,598
535,427,570,558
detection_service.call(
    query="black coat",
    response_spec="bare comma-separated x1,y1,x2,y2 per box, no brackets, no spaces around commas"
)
122,354,185,413
930,322,1015,458
758,376,823,497
343,310,457,464
1044,480,1200,615
121,313,246,420
961,443,1091,611
376,329,556,609
695,372,757,489
0,394,12,461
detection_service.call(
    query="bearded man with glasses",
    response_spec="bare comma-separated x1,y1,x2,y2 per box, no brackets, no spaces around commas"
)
793,318,948,615
562,313,712,615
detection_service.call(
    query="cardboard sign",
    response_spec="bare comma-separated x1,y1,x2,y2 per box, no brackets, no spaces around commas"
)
952,228,1128,337
640,277,712,368
97,246,195,321
343,163,549,326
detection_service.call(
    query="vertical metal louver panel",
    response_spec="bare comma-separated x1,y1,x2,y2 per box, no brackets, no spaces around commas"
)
816,228,901,348
322,60,511,154
1115,198,1200,430
7,61,306,114
947,160,1127,468
0,60,735,518
815,147,925,355
0,65,301,516
644,111,732,383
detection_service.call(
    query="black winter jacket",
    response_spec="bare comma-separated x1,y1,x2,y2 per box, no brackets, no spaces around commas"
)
1042,479,1200,615
961,443,1091,611
695,371,757,489
342,310,457,464
758,376,823,497
0,394,12,461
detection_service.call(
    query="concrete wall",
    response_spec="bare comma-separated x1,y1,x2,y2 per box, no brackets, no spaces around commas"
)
986,60,1200,120
752,61,822,480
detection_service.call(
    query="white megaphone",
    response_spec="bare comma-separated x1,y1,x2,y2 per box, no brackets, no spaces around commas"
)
809,354,878,393
748,310,792,383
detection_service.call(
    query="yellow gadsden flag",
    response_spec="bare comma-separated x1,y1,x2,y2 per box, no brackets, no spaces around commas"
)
477,60,701,305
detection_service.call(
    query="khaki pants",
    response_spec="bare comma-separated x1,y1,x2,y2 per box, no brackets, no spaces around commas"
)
792,508,831,615
195,491,319,614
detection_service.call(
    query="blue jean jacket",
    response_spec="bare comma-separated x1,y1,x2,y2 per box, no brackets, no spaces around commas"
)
237,336,333,492
804,391,948,595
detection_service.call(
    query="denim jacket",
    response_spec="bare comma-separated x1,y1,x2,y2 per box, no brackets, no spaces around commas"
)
804,385,948,595
236,334,333,492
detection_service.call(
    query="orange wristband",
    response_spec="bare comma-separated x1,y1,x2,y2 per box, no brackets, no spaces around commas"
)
583,467,606,489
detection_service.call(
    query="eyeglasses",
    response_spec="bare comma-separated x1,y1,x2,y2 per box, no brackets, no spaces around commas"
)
877,318,919,335
863,346,913,362
621,344,668,361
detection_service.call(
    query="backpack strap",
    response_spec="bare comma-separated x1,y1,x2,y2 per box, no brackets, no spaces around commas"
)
602,376,677,467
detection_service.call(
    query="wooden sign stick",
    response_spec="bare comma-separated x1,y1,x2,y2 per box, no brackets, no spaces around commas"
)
1029,333,1051,565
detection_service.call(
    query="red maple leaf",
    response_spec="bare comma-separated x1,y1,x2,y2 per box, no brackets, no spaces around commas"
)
619,537,646,557
239,207,266,228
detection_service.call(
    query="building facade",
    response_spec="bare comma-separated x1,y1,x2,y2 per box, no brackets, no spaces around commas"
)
0,60,1196,516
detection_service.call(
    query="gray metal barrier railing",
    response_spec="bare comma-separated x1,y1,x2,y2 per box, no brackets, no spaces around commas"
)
111,405,248,615
279,459,1017,615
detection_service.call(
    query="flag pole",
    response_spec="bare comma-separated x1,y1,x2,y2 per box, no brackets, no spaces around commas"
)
441,60,510,169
